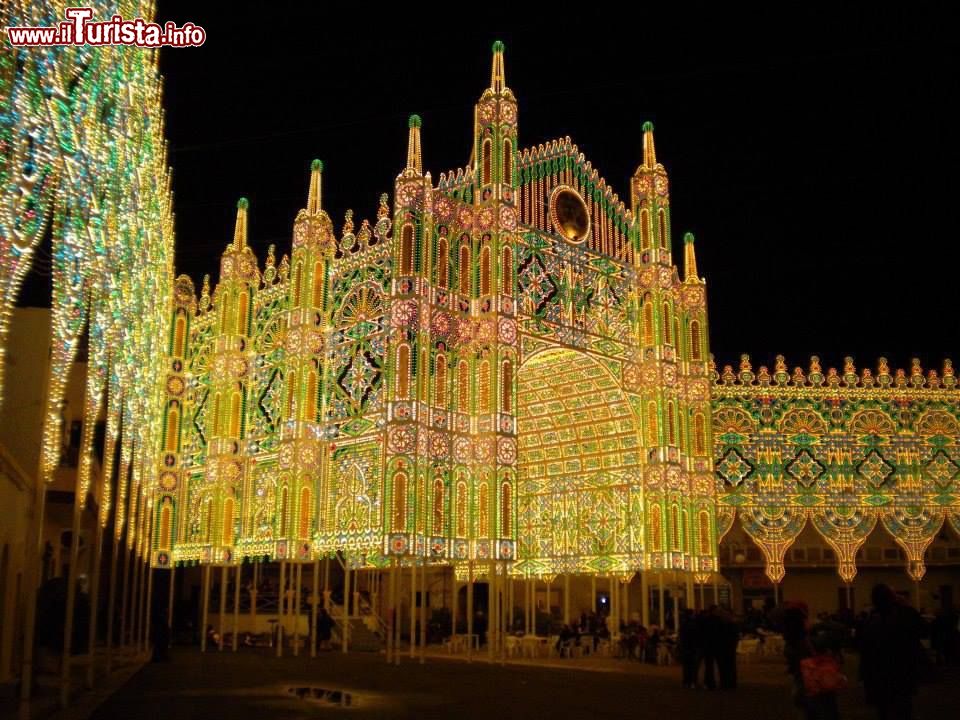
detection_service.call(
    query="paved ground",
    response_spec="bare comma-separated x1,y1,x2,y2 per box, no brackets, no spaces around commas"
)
86,646,959,720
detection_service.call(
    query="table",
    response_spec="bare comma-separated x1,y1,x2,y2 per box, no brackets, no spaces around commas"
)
447,634,480,653
520,635,548,658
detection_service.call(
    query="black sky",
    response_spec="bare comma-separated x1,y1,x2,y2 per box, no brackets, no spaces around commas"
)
21,4,958,372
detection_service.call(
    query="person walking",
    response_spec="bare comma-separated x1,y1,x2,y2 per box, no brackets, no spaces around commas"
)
783,601,844,720
858,584,923,720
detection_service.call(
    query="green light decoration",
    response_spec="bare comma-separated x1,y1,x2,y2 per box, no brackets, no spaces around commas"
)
0,2,174,560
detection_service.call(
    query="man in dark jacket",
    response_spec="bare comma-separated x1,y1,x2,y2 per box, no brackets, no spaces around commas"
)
697,606,721,689
858,584,923,720
678,609,699,688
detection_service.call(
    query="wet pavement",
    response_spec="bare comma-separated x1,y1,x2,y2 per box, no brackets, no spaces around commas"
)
87,646,959,719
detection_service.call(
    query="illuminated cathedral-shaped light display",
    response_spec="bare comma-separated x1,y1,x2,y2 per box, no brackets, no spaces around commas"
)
156,41,959,592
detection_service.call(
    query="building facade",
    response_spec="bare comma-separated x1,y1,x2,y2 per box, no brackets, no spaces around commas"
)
156,43,959,611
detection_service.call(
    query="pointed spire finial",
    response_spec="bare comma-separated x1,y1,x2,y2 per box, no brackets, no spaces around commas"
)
233,197,249,250
200,274,211,311
642,121,656,167
406,115,422,174
683,232,698,281
491,40,506,93
307,159,323,214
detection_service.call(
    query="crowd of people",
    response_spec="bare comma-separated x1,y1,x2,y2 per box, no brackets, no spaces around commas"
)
538,584,959,720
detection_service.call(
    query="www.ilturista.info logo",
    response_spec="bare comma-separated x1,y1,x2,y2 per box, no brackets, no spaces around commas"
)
5,7,205,48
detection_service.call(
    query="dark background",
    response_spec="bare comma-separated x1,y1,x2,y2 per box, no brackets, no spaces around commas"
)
19,4,959,372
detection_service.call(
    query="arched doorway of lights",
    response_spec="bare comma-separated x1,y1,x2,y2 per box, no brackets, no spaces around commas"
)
511,347,656,634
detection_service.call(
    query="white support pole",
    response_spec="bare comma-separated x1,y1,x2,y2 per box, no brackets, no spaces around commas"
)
293,563,301,656
451,570,459,651
546,575,552,632
276,561,286,657
609,576,616,632
323,557,331,611
672,586,680,632
144,565,154,654
523,578,529,634
59,475,85,707
139,556,149,653
105,535,121,675
393,561,401,666
250,560,258,636
218,566,227,651
343,562,351,654
232,565,240,652
120,545,133,650
386,560,394,664
167,566,176,635
408,562,416,659
311,560,319,657
129,545,141,649
134,553,144,652
85,517,106,689
466,561,474,663
640,571,650,627
658,573,665,628
488,561,495,662
419,561,426,664
200,565,211,652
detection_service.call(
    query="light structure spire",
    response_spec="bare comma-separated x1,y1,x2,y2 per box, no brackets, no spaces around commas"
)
307,159,323,214
642,120,656,167
490,39,506,93
684,232,699,281
232,197,249,250
406,115,422,174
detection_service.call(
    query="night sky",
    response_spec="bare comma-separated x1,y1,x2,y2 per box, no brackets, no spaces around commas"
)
20,5,958,372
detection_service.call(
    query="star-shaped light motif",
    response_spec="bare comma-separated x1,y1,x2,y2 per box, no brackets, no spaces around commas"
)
857,449,896,488
925,450,959,487
715,448,754,487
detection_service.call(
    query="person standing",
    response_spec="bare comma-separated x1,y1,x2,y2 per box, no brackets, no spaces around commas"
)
859,584,923,720
717,607,739,690
316,607,334,650
678,609,699,688
698,606,720,690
